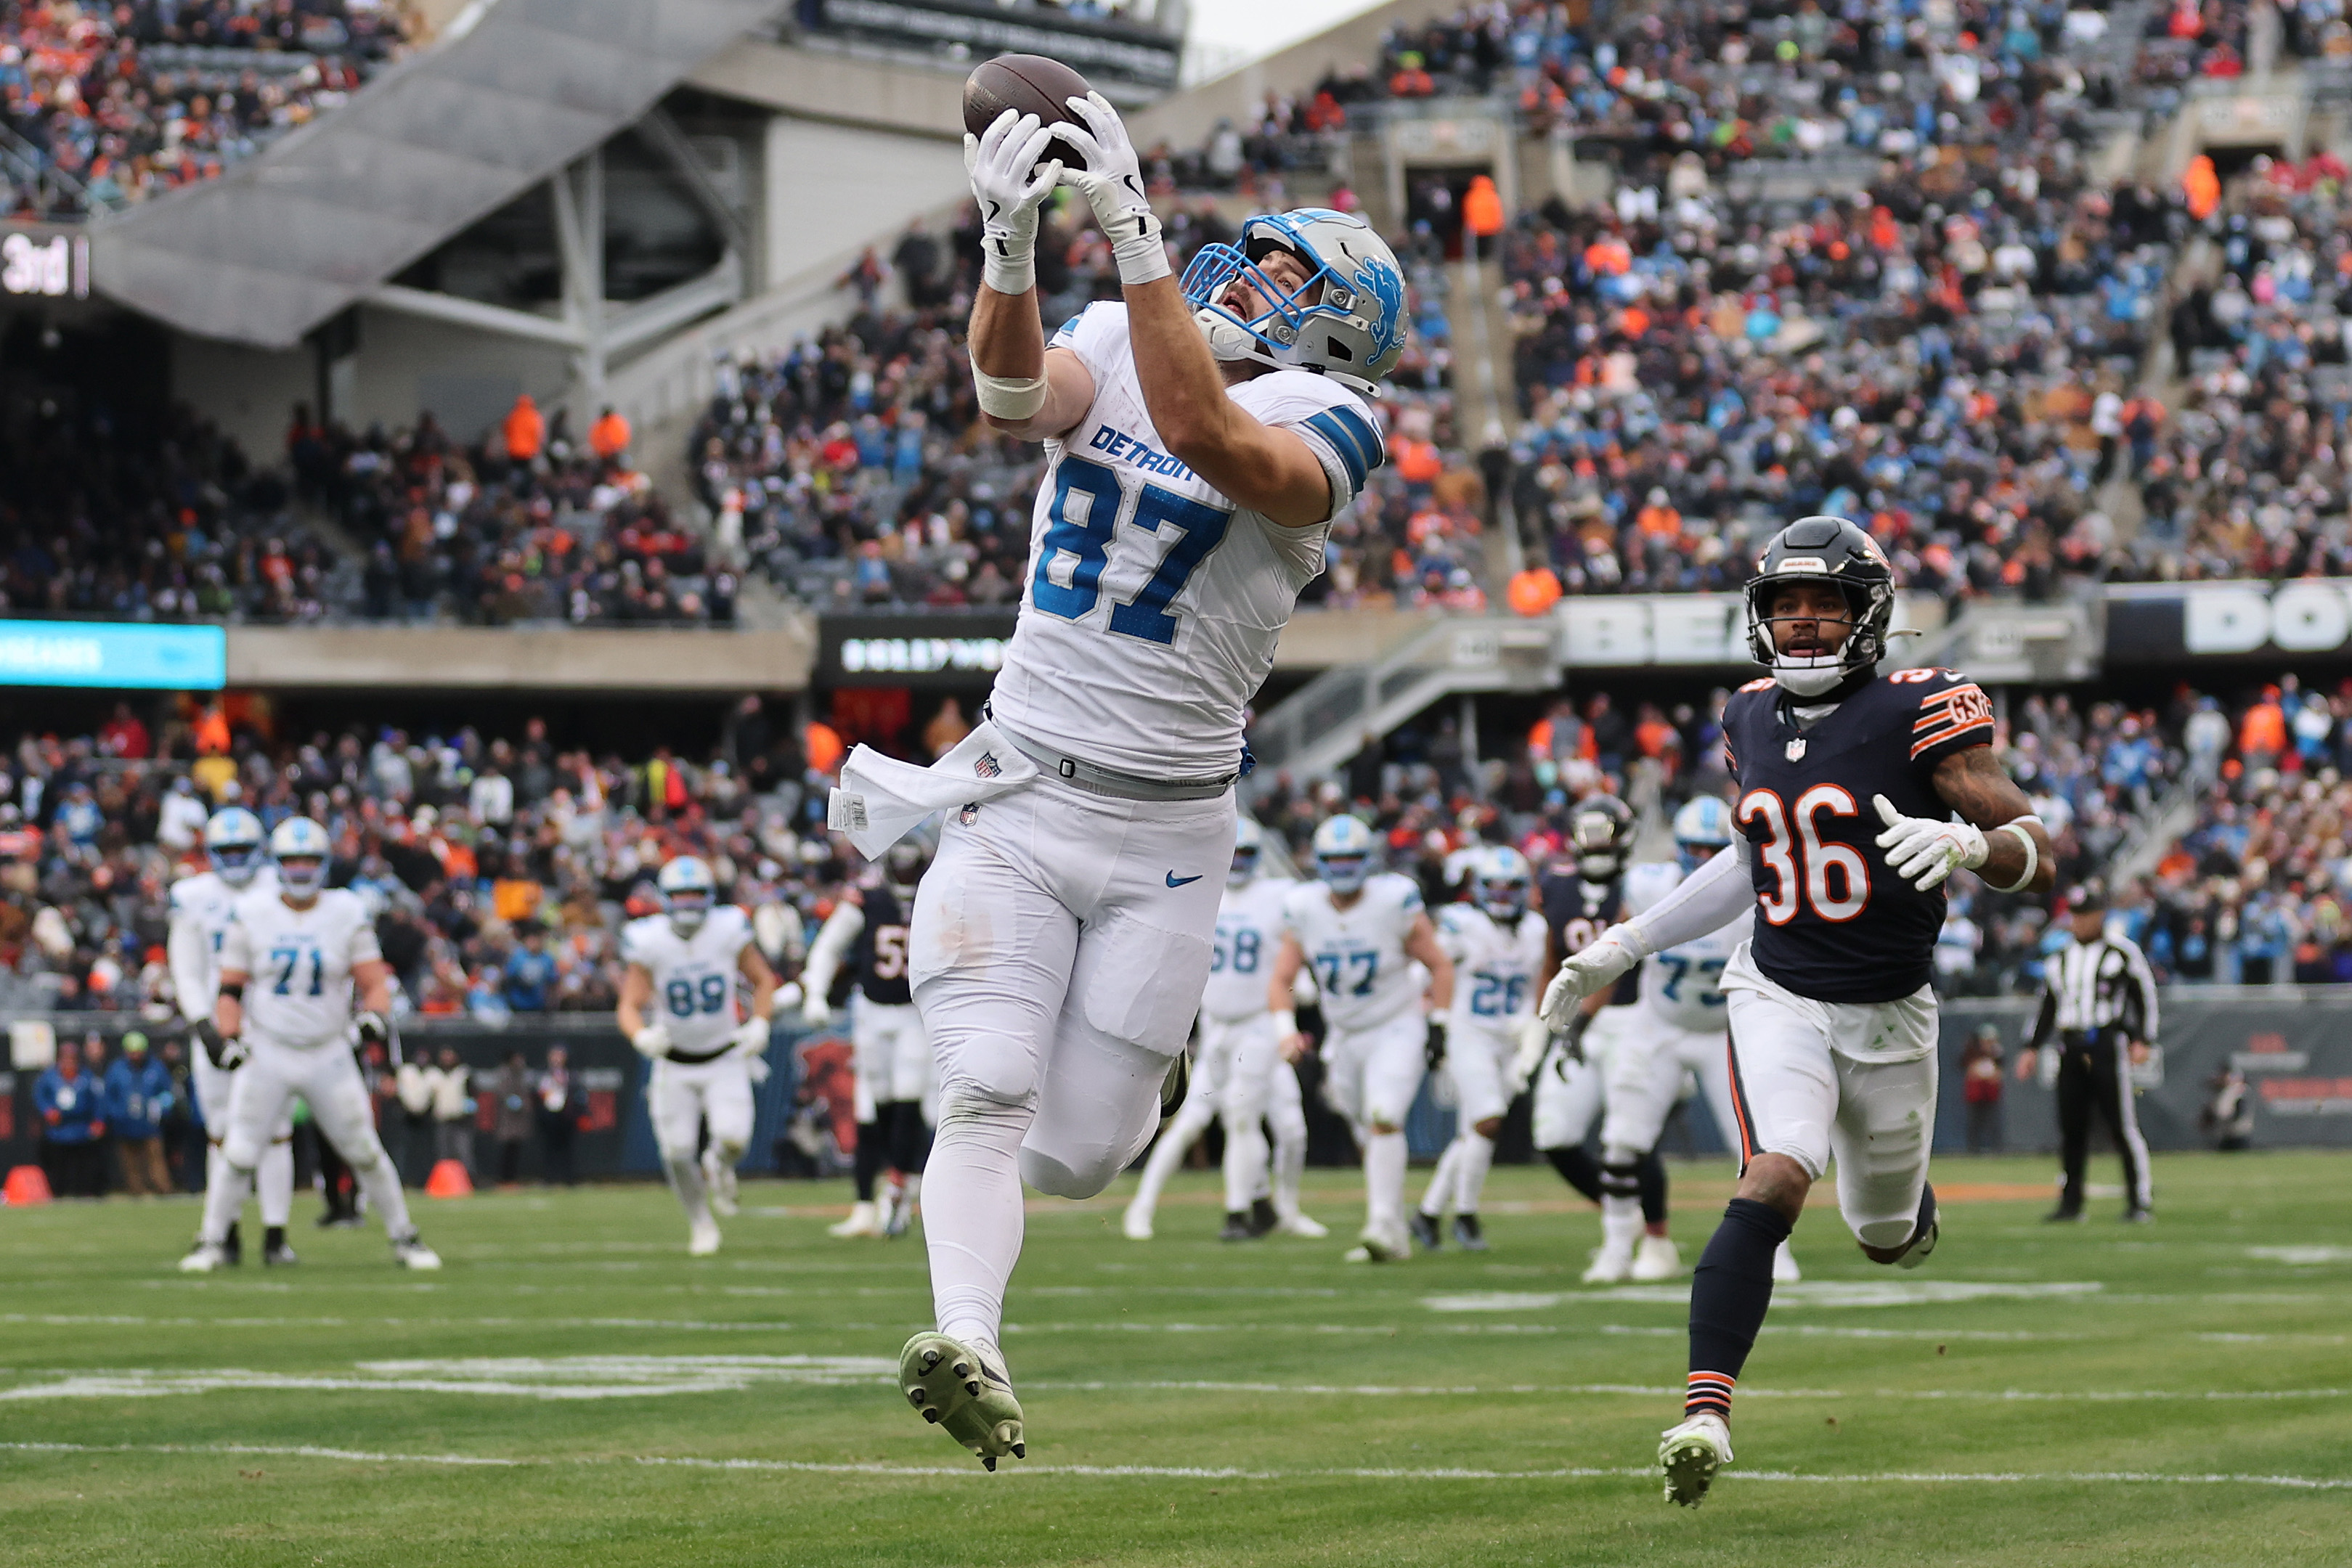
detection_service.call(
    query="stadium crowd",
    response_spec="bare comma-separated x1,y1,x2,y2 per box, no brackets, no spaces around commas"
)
1,0,417,219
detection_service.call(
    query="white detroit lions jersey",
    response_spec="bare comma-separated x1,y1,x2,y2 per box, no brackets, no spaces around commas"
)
989,303,1385,777
1283,872,1425,1033
622,907,754,1058
219,888,381,1050
1438,903,1547,1034
168,866,280,1018
1203,875,1295,1021
1624,859,1754,1034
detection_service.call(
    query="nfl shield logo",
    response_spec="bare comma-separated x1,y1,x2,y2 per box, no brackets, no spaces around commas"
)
974,751,1001,780
958,802,980,825
1786,738,1807,761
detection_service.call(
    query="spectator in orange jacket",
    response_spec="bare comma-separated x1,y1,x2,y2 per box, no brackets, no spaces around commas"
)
589,407,631,462
503,395,545,463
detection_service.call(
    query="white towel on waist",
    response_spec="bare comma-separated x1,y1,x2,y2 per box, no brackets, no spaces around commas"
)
827,721,1039,858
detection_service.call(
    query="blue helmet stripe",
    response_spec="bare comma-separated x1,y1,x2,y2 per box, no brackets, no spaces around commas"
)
1305,410,1372,490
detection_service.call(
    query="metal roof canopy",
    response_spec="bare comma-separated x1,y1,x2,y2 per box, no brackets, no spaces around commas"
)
90,0,785,350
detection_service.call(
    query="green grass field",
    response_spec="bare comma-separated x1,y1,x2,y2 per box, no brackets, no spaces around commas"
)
2,1152,2348,1566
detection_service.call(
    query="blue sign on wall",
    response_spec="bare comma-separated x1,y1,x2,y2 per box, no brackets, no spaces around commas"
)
0,621,227,690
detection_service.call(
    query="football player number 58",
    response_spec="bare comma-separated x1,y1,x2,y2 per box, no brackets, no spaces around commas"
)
1738,785,1869,923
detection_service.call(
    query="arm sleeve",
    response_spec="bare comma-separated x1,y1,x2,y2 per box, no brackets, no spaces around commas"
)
1622,841,1753,956
166,910,211,1024
800,902,865,1002
2029,987,2056,1050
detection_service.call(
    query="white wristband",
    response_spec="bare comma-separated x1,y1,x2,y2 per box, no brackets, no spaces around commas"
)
1271,1009,1297,1040
974,367,1047,420
1985,821,2038,894
981,246,1035,298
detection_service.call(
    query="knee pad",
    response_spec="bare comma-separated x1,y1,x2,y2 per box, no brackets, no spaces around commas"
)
939,1033,1040,1108
1017,1144,1118,1201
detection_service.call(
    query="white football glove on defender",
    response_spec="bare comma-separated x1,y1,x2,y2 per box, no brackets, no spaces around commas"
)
1873,794,1987,891
1538,925,1646,1029
799,992,834,1029
1507,1015,1553,1095
1055,91,1168,285
964,109,1062,295
630,1023,672,1061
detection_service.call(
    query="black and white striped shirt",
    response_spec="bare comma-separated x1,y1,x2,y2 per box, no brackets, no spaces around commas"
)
2031,932,2160,1048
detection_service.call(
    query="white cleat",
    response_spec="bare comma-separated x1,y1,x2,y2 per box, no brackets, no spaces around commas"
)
1343,1224,1410,1263
1659,1411,1733,1507
1275,1211,1328,1239
1630,1234,1683,1282
1121,1204,1155,1241
178,1241,229,1274
703,1151,740,1217
828,1201,882,1238
1772,1240,1803,1283
688,1218,723,1257
882,1183,917,1238
391,1235,442,1271
1582,1244,1635,1285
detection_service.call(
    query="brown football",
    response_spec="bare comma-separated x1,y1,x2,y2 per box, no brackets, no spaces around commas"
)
962,54,1094,176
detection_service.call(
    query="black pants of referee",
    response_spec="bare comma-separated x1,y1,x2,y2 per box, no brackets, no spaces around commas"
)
2054,1029,2152,1217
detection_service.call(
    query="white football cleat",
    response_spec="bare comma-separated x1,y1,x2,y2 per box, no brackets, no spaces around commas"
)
1120,1204,1155,1241
829,1201,882,1238
1582,1244,1635,1284
1630,1234,1682,1281
1343,1224,1409,1263
703,1151,739,1217
1772,1240,1803,1283
1659,1411,1733,1507
391,1235,442,1271
1275,1211,1328,1238
178,1241,229,1274
688,1218,722,1257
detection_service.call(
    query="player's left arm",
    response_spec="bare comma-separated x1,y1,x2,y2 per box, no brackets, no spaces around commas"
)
2119,937,2160,1061
737,942,780,1021
1926,746,2056,894
349,912,394,1045
1403,913,1455,1010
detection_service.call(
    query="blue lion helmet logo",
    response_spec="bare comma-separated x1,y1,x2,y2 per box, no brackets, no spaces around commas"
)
1349,255,1405,361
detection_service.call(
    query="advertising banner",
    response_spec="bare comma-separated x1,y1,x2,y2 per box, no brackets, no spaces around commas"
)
0,620,227,690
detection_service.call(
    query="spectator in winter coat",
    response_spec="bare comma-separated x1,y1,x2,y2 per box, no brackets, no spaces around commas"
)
36,1040,107,1198
104,1031,176,1196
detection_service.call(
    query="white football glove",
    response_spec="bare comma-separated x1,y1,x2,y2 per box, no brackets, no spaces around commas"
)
1507,1016,1552,1095
1873,794,1987,892
630,1023,672,1061
1538,926,1645,1029
799,993,834,1029
744,1052,771,1087
730,1016,771,1055
964,108,1062,295
1054,91,1168,285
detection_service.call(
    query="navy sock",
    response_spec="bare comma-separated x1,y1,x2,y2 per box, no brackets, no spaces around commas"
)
1685,1198,1794,1421
1546,1146,1603,1204
1638,1148,1668,1227
852,1119,884,1202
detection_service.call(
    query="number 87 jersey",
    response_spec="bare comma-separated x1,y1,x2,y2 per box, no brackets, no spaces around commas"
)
1722,666,1995,1004
621,906,754,1057
987,302,1385,779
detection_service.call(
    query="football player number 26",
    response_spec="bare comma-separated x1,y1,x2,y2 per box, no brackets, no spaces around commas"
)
1738,785,1869,924
1033,455,1232,645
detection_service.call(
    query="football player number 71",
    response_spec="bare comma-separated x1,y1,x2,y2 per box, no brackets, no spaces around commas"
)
1738,785,1868,924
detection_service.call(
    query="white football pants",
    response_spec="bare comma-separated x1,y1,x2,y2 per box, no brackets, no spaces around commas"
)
1126,1010,1239,1222
201,1040,410,1244
193,1053,293,1227
1530,1007,1626,1152
1722,942,1940,1249
910,772,1232,1349
1213,1013,1308,1217
650,1053,755,1227
1319,1008,1427,1240
1420,1020,1516,1219
1601,1016,1741,1160
853,997,935,1121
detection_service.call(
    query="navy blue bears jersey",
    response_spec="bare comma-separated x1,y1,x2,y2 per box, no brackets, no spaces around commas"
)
1537,867,1639,1008
1722,667,1995,1003
850,879,913,1007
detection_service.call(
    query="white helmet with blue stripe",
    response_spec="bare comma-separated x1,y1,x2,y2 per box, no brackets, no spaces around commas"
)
204,807,267,888
1311,813,1379,894
1179,208,1408,395
268,816,332,897
1470,845,1532,920
1672,796,1735,868
658,855,717,936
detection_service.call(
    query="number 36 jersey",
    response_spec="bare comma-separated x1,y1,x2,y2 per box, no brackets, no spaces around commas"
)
1624,859,1753,1034
219,888,381,1050
1283,873,1425,1034
1202,875,1295,1023
1722,667,1995,1003
990,303,1386,777
622,907,754,1057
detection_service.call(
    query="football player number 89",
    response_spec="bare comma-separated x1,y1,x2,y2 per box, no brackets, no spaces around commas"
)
1738,785,1869,923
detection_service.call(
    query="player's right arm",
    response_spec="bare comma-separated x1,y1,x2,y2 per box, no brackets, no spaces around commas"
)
1538,844,1752,1027
208,915,252,1068
166,897,213,1025
1267,931,1309,1061
798,896,865,1026
965,107,1096,441
618,961,668,1058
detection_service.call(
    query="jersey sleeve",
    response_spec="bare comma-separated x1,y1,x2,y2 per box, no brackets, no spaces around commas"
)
1048,301,1131,385
1279,885,1311,940
1905,668,1997,769
343,898,383,968
619,918,652,969
1261,377,1385,518
218,911,252,974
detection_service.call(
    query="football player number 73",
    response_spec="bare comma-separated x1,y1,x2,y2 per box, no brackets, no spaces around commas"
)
1033,455,1233,645
1738,785,1869,924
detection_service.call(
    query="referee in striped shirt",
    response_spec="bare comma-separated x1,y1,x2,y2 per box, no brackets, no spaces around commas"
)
2020,882,2158,1222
